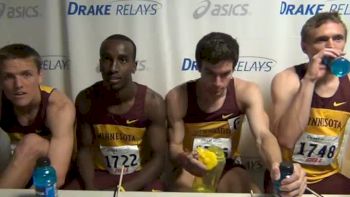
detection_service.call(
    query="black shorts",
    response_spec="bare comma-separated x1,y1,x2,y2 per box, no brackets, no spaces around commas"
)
307,173,350,194
221,158,245,178
62,169,164,191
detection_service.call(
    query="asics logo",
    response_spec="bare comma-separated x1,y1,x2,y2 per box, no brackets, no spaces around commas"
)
126,119,138,124
333,102,346,107
222,113,233,120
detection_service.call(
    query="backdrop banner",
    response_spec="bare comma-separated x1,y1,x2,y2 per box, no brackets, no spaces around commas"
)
1,0,350,185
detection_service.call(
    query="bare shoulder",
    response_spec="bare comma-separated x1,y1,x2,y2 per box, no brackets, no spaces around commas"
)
45,89,75,131
233,78,265,112
143,87,166,124
165,83,188,121
75,87,93,116
47,89,75,116
144,87,165,108
271,67,300,90
234,77,261,97
165,83,187,105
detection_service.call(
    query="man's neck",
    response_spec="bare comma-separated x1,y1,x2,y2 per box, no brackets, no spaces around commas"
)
106,82,137,115
14,92,41,125
103,81,137,106
196,80,227,113
317,73,338,85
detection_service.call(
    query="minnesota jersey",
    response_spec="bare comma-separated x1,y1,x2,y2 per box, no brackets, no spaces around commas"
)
0,85,55,142
183,79,243,159
283,64,350,183
84,81,151,175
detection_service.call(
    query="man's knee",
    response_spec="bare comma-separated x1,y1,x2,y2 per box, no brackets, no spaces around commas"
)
14,134,49,160
218,167,260,193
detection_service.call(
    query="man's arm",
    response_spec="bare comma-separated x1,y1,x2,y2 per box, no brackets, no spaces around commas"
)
46,90,75,188
237,78,306,196
75,90,96,190
236,78,282,168
166,85,206,176
167,85,186,161
122,89,167,191
270,47,336,149
270,68,315,149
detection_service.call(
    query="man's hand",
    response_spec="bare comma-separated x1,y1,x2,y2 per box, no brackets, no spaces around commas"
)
306,48,345,82
270,162,281,181
178,152,207,177
271,163,307,197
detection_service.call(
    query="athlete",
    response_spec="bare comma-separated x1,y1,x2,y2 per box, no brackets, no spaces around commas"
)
166,32,306,195
75,34,167,191
0,43,75,188
270,12,350,194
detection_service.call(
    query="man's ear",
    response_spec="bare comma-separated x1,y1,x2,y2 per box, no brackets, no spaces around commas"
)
197,63,201,73
98,59,102,72
301,42,307,53
37,68,43,83
132,61,137,73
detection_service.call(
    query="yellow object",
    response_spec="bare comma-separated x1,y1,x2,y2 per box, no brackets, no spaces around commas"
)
118,185,126,192
196,147,218,170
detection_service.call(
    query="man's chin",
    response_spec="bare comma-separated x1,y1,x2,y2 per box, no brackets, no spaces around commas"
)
109,83,123,91
12,100,30,107
210,90,225,97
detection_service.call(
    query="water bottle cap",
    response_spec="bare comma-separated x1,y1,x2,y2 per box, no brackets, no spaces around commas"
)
279,161,294,174
36,156,51,167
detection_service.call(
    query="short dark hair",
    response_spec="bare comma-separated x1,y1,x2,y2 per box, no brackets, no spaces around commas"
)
100,34,137,61
195,32,239,70
301,12,347,43
0,43,41,71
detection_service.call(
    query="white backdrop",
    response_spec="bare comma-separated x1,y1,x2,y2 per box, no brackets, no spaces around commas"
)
1,0,350,184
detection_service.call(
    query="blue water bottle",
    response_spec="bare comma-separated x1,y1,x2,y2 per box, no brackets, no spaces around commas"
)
33,157,58,197
322,56,350,77
273,162,293,196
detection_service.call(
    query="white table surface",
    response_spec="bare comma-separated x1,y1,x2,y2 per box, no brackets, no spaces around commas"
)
0,189,348,197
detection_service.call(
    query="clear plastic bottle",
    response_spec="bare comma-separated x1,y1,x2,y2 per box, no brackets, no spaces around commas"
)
192,145,226,192
33,157,58,197
273,162,294,196
322,57,350,77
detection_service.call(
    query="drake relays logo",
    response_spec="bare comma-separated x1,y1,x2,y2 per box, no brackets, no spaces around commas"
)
67,0,162,16
280,0,350,15
181,56,276,72
41,55,70,71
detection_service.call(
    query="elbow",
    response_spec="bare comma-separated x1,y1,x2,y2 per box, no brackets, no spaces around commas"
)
169,144,179,160
277,136,295,150
155,151,166,165
56,168,68,188
273,123,295,150
56,175,66,188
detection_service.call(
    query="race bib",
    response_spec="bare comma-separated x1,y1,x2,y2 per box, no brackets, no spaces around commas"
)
193,137,232,158
292,133,339,166
227,116,241,132
100,145,140,175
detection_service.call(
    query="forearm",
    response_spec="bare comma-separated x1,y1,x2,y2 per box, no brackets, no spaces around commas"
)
258,132,282,170
277,79,315,148
123,154,164,191
77,147,95,189
49,136,73,188
169,143,187,166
